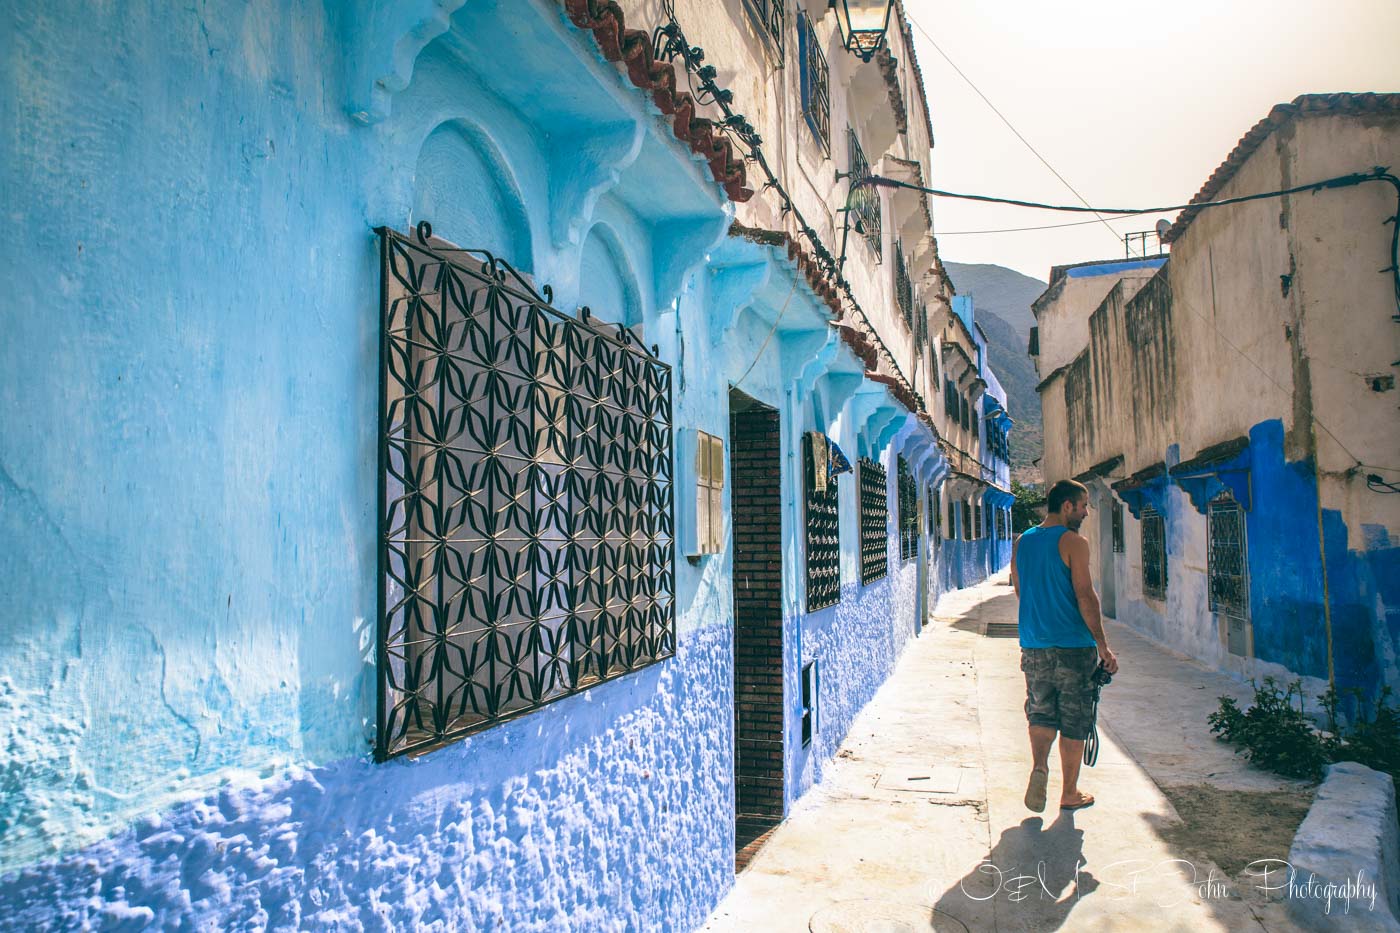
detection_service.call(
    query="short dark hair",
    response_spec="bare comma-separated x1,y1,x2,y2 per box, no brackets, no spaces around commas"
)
1047,479,1088,513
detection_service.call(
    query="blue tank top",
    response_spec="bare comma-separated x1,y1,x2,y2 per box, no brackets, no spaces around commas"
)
1016,525,1096,649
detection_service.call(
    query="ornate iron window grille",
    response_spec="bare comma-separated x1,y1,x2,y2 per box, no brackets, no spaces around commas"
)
846,128,881,259
1207,494,1248,619
375,223,676,761
743,0,785,62
858,457,888,584
1141,506,1167,600
798,12,830,151
803,434,841,612
1111,501,1125,553
897,456,918,562
894,243,914,332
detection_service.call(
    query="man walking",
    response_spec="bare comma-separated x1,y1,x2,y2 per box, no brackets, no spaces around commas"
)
1010,479,1119,813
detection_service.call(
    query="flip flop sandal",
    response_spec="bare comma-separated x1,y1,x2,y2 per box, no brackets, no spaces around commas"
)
1024,768,1049,812
1061,795,1095,812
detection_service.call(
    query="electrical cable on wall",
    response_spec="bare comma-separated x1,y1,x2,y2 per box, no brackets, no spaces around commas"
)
651,11,925,410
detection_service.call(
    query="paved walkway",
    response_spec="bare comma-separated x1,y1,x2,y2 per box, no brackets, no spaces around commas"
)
702,572,1310,932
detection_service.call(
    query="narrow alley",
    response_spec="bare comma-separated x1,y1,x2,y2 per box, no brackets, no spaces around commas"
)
704,573,1312,932
4,1,1397,927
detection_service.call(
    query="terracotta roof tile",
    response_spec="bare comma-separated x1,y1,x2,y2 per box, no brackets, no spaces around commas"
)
562,0,753,203
1163,92,1400,243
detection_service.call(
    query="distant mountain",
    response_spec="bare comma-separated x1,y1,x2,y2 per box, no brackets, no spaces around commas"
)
943,262,1045,334
943,261,1047,485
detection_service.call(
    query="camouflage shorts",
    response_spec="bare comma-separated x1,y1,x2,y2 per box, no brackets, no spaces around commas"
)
1021,647,1099,741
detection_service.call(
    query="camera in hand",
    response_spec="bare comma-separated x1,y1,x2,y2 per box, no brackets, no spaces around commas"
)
1090,661,1113,688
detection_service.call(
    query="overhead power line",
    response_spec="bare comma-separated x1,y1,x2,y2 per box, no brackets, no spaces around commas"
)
903,11,1123,246
859,169,1395,218
936,216,1144,235
843,167,1400,317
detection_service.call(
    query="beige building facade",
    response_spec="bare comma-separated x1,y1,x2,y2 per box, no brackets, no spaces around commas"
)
1033,94,1400,704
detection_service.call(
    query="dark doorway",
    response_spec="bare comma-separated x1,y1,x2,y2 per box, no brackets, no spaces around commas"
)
728,389,785,871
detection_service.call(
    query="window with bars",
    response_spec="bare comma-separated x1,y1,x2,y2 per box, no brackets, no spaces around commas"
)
743,0,785,62
804,434,841,612
846,128,881,259
1111,500,1124,553
798,13,829,151
948,499,958,540
1208,494,1248,619
859,457,888,584
1141,506,1167,600
894,243,914,332
962,500,973,540
374,226,675,760
928,486,941,545
897,456,919,561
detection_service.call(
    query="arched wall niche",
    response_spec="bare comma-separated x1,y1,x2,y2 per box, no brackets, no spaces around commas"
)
577,222,641,328
412,118,532,271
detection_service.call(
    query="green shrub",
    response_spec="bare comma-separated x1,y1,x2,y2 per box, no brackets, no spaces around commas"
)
1211,680,1400,785
1325,686,1400,781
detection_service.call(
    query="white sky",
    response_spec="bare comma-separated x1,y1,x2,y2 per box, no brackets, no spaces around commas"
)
902,0,1400,281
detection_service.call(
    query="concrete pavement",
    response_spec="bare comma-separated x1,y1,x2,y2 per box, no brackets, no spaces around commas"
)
702,572,1311,932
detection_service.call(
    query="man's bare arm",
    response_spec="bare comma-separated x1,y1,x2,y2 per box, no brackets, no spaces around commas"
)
1010,535,1020,598
1065,533,1118,673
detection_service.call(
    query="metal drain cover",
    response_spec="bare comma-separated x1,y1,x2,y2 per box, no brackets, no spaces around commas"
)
808,899,969,932
983,623,1019,638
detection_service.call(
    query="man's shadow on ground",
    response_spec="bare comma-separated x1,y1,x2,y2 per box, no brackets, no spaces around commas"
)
933,812,1098,932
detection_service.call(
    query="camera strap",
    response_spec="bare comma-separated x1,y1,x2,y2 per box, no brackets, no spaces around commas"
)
1083,684,1102,767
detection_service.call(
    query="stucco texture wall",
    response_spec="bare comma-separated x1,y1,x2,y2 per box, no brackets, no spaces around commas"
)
1,0,977,925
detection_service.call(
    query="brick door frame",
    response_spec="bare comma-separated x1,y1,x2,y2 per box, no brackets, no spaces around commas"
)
728,389,785,869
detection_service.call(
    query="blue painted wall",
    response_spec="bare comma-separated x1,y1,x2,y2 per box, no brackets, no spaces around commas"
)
0,0,992,925
1111,419,1399,703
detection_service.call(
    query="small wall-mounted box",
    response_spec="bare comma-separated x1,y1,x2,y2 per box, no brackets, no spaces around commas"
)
678,427,725,557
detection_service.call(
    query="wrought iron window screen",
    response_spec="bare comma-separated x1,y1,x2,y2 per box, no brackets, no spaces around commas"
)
1111,501,1124,553
375,223,675,761
1207,494,1247,618
858,457,888,584
804,434,841,612
897,457,918,561
962,500,973,540
846,128,881,259
1141,506,1167,600
894,243,914,332
744,0,785,62
799,13,830,150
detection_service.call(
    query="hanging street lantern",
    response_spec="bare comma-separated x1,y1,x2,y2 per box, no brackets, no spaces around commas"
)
830,0,895,63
